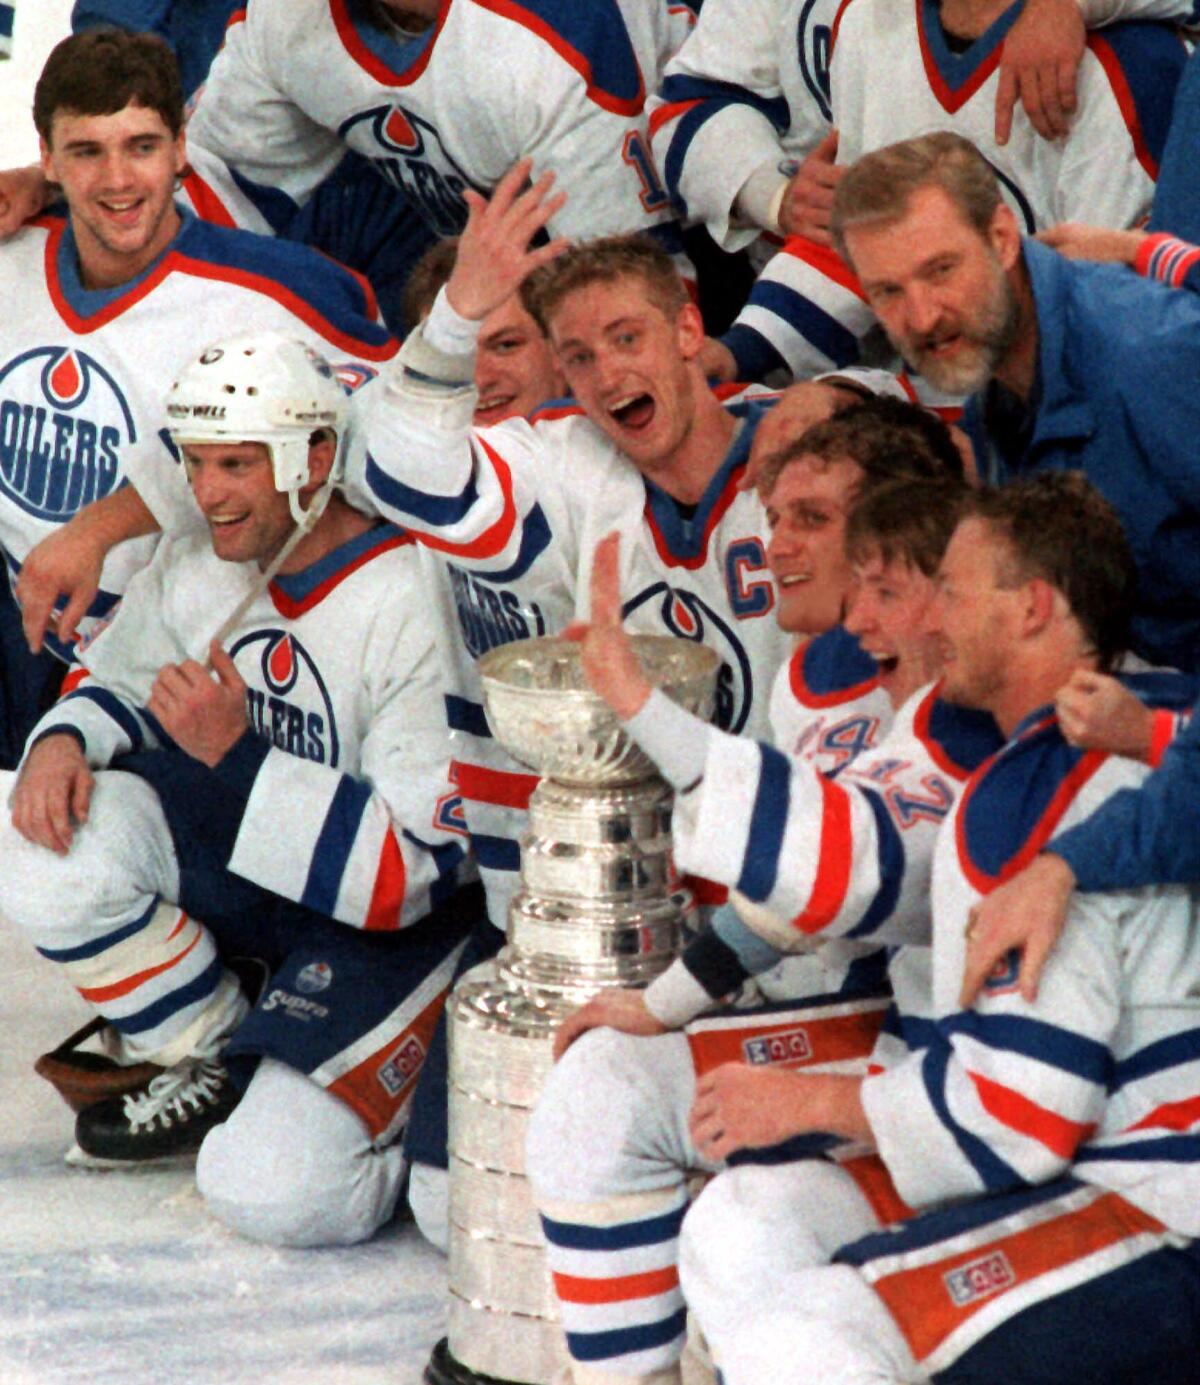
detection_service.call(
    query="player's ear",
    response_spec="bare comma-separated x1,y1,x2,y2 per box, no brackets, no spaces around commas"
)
987,202,1022,273
675,299,706,361
172,127,188,179
39,136,56,183
1022,575,1060,638
305,435,337,488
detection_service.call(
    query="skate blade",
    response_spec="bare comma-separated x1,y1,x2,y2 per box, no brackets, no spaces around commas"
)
64,1142,194,1170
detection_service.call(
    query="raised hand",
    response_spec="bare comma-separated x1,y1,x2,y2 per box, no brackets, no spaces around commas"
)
445,158,570,321
564,531,652,720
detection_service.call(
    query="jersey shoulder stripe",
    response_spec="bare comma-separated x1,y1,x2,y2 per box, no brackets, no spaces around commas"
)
529,398,586,423
656,73,791,132
955,713,1106,890
172,217,395,358
471,0,647,114
31,210,395,359
789,627,881,709
1087,24,1189,181
180,169,240,228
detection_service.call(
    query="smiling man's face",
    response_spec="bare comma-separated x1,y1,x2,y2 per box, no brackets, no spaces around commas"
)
763,454,862,636
546,273,706,481
41,101,184,290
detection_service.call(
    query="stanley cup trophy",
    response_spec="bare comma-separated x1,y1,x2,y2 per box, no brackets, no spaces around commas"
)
426,634,719,1385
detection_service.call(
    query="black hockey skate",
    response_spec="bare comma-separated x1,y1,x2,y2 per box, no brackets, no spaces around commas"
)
71,1053,240,1167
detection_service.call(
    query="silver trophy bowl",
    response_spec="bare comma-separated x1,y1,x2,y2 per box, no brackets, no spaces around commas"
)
478,635,719,786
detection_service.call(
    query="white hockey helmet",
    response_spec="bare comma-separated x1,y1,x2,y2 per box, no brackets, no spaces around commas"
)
166,332,347,525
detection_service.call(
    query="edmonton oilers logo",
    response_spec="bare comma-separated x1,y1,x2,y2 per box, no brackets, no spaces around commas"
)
296,961,333,995
380,104,422,154
623,582,755,734
0,346,137,522
264,632,300,696
340,104,488,235
231,628,341,766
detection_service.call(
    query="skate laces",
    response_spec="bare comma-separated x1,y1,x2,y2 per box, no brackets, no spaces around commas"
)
122,1057,226,1131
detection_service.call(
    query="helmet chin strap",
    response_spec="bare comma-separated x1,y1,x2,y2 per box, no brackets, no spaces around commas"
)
203,476,337,666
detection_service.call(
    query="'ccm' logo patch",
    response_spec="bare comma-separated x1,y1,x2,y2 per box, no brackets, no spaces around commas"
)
743,1027,812,1066
377,1034,425,1097
944,1251,1016,1307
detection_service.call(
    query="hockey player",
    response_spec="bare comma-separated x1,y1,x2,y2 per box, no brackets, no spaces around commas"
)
0,332,481,1248
0,30,396,760
67,0,437,335
706,0,1189,385
524,473,1002,1384
831,130,1200,673
679,472,1200,1383
647,0,1122,258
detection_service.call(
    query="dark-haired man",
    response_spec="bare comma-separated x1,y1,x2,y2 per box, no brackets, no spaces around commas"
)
0,29,396,762
682,473,1200,1385
833,129,1200,674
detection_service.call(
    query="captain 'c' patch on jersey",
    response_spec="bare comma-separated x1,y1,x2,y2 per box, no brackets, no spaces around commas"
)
0,346,136,522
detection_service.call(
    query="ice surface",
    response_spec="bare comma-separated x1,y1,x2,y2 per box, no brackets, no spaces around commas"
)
0,922,448,1384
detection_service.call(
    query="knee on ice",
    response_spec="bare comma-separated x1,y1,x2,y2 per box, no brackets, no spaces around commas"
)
196,1058,404,1248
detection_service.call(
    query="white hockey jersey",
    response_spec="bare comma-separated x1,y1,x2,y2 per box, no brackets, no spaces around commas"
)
862,699,1200,1238
28,524,469,932
723,3,1190,382
185,0,692,251
0,207,397,659
647,0,840,252
352,332,791,927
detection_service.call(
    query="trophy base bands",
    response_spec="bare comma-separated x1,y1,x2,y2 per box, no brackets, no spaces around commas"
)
425,1337,531,1385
